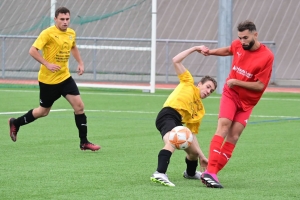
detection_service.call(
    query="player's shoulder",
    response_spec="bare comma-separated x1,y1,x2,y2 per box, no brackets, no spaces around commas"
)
229,39,241,53
260,44,274,59
42,25,56,33
231,39,241,46
178,70,195,84
66,27,76,35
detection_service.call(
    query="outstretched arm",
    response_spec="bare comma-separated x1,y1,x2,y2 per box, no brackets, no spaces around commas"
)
201,46,233,56
190,135,208,172
172,46,208,75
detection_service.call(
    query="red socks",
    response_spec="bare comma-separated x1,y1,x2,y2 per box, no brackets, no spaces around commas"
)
216,141,235,173
207,135,236,174
207,135,224,174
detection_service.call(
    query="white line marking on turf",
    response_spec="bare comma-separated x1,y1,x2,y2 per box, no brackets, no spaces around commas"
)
0,89,299,101
0,109,299,119
0,109,68,115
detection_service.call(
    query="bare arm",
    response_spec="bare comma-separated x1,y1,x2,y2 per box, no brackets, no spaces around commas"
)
172,46,208,75
29,46,61,72
191,135,208,172
227,79,265,91
202,46,233,56
71,45,84,75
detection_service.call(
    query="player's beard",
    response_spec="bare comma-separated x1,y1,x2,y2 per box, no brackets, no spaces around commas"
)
242,39,255,50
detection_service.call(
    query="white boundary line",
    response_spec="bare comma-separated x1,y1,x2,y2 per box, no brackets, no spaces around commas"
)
0,89,300,101
0,109,299,119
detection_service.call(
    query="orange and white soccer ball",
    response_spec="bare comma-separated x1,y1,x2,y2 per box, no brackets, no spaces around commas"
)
168,126,193,150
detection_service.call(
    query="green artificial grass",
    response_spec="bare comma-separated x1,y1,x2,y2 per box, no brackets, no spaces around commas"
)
0,87,299,200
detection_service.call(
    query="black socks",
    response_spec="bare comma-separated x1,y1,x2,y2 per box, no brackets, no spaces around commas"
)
157,149,172,174
185,157,198,176
14,109,36,127
74,113,88,144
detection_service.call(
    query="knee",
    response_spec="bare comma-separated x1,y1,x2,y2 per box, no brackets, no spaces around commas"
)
186,151,199,161
216,126,230,137
74,102,84,113
41,111,49,117
34,108,50,118
227,134,240,144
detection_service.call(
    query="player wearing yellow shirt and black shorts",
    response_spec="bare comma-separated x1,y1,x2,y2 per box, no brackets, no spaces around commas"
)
8,7,100,151
150,46,217,186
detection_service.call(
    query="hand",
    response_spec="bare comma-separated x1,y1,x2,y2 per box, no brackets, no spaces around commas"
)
199,156,208,172
76,63,84,75
196,45,210,56
226,79,237,88
45,63,61,73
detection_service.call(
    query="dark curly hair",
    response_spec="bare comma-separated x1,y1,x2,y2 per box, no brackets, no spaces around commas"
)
237,20,256,32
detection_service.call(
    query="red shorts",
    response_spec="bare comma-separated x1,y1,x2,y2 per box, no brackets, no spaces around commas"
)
219,85,253,127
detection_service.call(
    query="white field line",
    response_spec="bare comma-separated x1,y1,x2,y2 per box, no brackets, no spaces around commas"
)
0,109,299,119
0,89,300,101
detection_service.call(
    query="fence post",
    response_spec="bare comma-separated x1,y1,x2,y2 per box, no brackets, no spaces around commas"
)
165,40,169,83
93,39,97,80
2,37,5,78
271,43,276,84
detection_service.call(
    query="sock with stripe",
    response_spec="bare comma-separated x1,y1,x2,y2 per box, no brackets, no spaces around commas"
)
14,109,36,127
207,135,224,174
216,141,235,173
75,113,88,144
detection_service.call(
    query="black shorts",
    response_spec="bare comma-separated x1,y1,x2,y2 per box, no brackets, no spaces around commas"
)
155,107,182,138
39,76,80,108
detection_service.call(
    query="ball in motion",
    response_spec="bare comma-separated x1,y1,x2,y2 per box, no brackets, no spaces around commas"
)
168,126,193,150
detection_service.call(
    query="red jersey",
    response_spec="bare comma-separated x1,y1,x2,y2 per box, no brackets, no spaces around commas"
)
227,39,274,111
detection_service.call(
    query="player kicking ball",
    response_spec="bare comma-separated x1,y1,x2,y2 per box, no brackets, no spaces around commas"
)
150,46,217,186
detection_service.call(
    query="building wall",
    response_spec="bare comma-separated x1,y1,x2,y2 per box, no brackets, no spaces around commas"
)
0,0,299,84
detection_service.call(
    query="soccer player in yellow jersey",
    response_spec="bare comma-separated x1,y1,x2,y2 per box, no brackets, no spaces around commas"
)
150,46,217,186
8,7,100,151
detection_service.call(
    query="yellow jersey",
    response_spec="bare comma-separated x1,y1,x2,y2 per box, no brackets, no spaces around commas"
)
163,70,205,134
32,25,76,84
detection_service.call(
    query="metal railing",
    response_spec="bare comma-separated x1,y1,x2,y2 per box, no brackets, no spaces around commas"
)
0,35,276,83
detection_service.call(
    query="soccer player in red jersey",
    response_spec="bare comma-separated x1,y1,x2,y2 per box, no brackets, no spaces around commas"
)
200,20,274,188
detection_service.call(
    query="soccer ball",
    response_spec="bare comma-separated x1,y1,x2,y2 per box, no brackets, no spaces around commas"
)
168,126,193,150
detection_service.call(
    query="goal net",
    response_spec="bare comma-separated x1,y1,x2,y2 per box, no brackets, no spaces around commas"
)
0,0,156,92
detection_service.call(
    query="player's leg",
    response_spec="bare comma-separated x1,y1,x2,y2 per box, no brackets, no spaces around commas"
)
151,131,176,186
206,88,237,174
62,77,100,151
9,82,57,142
182,135,202,180
215,108,252,173
201,88,237,188
150,107,181,186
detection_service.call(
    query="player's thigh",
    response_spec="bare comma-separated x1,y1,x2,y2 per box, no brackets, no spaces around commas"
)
65,94,84,110
39,82,61,108
155,107,182,139
61,77,83,111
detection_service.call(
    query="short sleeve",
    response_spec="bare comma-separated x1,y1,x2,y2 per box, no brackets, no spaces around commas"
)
178,70,194,84
32,30,49,50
